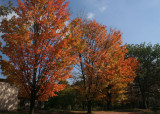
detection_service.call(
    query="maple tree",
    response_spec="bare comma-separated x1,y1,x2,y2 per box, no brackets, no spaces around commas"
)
0,0,79,114
96,31,139,109
72,19,139,113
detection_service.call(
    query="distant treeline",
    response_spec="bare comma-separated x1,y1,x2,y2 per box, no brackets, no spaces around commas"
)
46,43,160,111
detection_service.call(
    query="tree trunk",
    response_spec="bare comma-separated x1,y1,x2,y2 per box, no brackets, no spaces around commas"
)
141,93,147,109
137,77,147,109
107,100,111,110
29,21,38,114
106,85,112,110
82,101,85,110
87,100,92,114
29,92,36,114
29,87,36,114
106,92,112,110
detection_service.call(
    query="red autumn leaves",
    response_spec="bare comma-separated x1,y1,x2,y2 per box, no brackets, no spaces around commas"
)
0,0,139,105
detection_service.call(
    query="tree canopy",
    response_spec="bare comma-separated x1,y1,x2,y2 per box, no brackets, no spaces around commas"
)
0,0,79,114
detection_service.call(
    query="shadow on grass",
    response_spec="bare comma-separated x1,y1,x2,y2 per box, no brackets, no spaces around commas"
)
0,110,29,114
47,111,87,114
0,110,87,114
1,109,159,114
114,108,156,114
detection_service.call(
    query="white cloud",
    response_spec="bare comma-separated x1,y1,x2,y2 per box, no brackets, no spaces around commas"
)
83,0,109,19
65,21,70,26
99,6,107,12
0,12,18,22
7,12,18,19
87,12,95,20
0,16,5,22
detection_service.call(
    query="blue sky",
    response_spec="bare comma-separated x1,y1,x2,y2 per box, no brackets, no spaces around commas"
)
1,0,160,44
0,0,160,78
69,0,160,44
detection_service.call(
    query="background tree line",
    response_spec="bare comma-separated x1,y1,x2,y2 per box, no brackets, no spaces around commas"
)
46,43,160,111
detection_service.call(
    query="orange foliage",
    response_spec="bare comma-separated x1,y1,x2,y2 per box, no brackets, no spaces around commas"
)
0,0,78,102
73,19,139,104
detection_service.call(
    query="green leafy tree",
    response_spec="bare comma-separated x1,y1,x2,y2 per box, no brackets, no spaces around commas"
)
46,81,80,110
126,43,160,109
